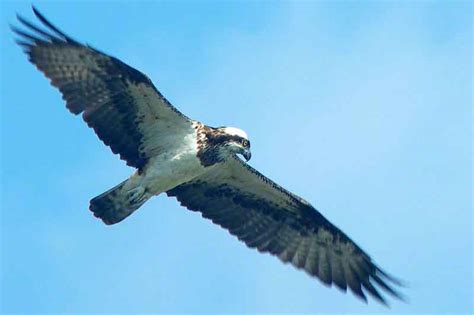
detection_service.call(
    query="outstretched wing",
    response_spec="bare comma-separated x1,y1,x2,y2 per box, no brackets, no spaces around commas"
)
167,157,403,305
12,7,194,169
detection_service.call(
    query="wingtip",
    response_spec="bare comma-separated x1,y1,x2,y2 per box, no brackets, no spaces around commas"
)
357,292,368,304
17,12,31,26
351,285,391,307
10,24,24,35
376,266,407,287
369,289,389,307
32,5,41,18
28,5,79,44
31,5,50,27
373,266,408,302
9,23,17,32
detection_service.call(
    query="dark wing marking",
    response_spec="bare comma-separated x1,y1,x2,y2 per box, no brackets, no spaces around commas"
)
167,157,404,305
12,7,194,169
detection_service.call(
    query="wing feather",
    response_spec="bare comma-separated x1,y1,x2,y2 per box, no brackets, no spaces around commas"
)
292,237,311,269
12,8,193,169
167,157,403,304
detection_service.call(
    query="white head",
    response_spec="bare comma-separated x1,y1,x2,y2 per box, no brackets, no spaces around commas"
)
213,126,251,161
222,127,249,140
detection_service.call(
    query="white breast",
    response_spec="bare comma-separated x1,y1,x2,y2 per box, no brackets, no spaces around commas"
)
139,125,207,195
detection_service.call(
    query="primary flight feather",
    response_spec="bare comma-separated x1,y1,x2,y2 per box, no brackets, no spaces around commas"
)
12,7,403,305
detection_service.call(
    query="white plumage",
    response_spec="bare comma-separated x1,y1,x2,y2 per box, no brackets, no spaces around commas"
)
13,7,404,305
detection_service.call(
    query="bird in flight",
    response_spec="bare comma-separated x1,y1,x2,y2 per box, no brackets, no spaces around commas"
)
12,7,404,305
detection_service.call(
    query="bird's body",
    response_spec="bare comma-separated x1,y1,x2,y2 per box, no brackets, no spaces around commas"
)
12,7,404,306
142,136,204,195
90,122,254,224
136,121,205,198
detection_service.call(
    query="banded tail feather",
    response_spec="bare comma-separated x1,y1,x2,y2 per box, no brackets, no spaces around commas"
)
90,178,150,225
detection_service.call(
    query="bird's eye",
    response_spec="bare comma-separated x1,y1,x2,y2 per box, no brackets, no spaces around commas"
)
242,140,248,147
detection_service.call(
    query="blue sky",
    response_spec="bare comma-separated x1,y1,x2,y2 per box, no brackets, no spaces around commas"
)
1,1,472,314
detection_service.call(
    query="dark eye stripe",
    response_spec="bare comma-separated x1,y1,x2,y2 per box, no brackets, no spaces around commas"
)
212,133,249,147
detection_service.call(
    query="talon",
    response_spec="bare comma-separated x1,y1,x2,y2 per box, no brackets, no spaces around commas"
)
127,186,146,204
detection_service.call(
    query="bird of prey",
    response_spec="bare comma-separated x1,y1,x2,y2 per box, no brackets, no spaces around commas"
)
12,7,403,305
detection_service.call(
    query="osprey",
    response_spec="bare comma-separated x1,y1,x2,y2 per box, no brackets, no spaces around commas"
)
13,8,403,305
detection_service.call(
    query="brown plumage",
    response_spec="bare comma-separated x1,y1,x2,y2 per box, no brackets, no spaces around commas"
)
12,7,405,306
168,157,404,305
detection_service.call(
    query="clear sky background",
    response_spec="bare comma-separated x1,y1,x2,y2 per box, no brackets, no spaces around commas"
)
1,1,472,314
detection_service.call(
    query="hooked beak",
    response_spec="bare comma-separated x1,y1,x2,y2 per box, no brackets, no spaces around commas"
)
242,149,252,162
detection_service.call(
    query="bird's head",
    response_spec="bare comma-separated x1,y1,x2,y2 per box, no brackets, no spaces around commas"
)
215,127,252,161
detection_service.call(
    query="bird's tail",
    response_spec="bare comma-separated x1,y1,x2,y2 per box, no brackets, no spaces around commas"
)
90,177,151,225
